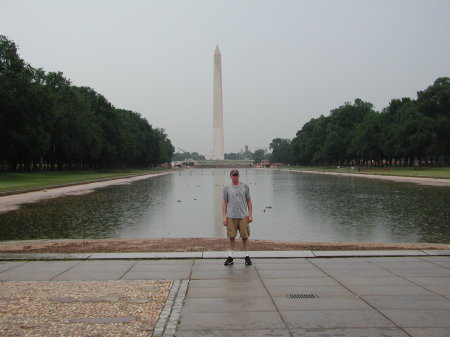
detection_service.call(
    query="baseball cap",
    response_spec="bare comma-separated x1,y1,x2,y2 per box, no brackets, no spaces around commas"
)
230,169,239,176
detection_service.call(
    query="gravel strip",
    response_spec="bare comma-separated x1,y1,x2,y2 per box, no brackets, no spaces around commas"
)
0,280,173,336
2,238,448,254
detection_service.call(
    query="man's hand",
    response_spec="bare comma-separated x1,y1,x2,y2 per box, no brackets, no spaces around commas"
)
248,215,253,223
223,218,228,226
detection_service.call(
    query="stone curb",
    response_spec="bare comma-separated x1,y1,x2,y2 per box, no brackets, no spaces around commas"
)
0,249,449,261
153,279,189,337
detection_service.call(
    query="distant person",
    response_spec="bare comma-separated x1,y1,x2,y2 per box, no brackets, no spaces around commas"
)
222,169,253,266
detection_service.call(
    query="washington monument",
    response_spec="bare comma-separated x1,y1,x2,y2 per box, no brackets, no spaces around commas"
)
212,45,224,160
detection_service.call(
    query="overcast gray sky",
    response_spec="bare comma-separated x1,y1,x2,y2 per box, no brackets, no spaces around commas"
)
2,0,449,156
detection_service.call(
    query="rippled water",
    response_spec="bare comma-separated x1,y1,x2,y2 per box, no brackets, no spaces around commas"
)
1,169,449,243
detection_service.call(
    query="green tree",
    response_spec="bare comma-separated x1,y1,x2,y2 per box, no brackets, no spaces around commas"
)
252,149,265,164
0,35,52,170
0,36,176,171
347,110,383,166
326,99,375,164
153,128,175,165
395,101,436,164
269,138,292,164
292,116,329,164
416,77,450,164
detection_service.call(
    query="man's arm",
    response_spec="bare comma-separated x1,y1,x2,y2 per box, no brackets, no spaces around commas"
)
247,199,253,223
222,200,228,226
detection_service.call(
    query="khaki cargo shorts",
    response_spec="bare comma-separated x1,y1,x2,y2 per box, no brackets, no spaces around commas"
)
226,218,250,239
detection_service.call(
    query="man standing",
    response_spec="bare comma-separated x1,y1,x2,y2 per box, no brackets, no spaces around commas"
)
222,169,253,266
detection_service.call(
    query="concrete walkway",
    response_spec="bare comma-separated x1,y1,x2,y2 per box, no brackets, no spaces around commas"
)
1,250,450,337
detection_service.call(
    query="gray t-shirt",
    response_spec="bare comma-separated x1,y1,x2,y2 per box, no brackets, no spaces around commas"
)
223,183,251,218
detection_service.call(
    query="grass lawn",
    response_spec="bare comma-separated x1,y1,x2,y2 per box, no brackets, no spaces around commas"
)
2,166,449,194
284,166,450,179
0,168,171,193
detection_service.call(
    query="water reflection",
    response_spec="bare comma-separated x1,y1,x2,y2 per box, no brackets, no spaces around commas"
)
0,169,449,243
266,172,450,243
213,170,227,237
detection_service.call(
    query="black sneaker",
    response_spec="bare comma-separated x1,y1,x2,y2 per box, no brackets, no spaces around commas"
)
245,256,252,266
224,256,234,266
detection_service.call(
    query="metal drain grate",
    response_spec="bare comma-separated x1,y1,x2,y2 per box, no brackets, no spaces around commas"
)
287,294,319,299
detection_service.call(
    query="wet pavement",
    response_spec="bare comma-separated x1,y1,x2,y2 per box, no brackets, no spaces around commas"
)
1,250,450,337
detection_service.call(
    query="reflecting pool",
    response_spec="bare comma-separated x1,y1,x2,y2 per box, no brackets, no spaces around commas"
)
1,169,449,243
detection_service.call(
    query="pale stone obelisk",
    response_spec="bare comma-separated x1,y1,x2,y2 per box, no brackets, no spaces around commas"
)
212,45,224,160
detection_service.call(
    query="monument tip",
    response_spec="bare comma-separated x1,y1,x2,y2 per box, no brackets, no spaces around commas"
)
214,45,221,55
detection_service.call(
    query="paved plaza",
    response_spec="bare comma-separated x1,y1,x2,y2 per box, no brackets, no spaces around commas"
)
1,250,450,337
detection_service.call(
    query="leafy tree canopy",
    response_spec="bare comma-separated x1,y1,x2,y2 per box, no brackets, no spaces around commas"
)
270,78,450,166
0,36,174,171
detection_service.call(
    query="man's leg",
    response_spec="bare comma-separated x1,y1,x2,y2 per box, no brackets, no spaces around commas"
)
242,237,248,251
228,237,236,251
241,219,252,265
224,238,235,265
225,220,236,266
243,238,252,265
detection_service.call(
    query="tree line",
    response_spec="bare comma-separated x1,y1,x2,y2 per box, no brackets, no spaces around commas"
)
173,150,271,164
172,152,206,161
270,77,450,166
0,35,174,171
225,150,269,163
